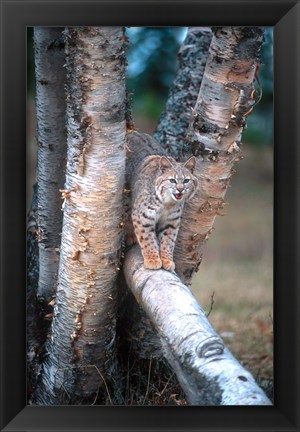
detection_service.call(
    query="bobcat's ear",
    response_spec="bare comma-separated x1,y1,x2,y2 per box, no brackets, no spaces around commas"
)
184,156,196,174
159,156,175,172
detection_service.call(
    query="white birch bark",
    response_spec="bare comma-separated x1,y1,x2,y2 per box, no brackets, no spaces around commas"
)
34,27,67,302
173,26,264,283
33,27,127,405
124,246,272,405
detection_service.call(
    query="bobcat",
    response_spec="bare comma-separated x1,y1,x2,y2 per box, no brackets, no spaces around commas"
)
125,132,198,272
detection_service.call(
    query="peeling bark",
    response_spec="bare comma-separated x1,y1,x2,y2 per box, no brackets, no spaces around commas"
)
173,26,264,283
34,28,67,303
124,246,271,405
33,27,127,405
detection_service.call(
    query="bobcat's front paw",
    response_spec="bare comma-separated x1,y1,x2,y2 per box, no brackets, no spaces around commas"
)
143,255,162,270
161,258,175,272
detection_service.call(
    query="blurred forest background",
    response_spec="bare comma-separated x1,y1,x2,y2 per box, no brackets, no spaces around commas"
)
27,27,273,389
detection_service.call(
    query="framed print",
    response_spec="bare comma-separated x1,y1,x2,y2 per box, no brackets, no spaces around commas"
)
0,0,299,431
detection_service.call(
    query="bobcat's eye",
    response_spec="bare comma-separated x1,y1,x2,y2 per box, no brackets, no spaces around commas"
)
183,178,190,183
169,178,177,183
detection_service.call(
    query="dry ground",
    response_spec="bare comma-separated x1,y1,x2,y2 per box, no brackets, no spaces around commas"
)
191,145,273,388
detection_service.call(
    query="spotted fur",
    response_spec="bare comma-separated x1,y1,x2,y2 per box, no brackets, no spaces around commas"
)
125,132,198,272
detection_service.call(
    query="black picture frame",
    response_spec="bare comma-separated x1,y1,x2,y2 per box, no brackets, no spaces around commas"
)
0,0,299,431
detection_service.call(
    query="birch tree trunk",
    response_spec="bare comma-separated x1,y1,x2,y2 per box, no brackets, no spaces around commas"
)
32,27,127,405
27,184,43,395
34,28,67,303
27,28,67,397
154,27,212,158
173,26,264,283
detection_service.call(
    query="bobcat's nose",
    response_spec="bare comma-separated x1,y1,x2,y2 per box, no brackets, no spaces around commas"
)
176,184,184,193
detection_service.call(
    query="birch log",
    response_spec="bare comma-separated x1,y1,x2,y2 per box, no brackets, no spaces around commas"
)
124,246,272,405
33,27,127,405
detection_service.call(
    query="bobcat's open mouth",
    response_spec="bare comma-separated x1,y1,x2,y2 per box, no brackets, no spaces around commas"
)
174,192,183,200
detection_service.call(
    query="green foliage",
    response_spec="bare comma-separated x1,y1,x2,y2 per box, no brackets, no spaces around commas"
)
126,27,186,124
133,91,166,121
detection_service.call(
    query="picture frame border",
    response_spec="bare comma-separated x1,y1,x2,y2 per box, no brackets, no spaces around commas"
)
1,0,299,431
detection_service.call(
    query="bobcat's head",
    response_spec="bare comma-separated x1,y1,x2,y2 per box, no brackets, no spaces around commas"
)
156,156,198,204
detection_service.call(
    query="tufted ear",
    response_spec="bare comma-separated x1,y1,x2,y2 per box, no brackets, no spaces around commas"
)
159,156,176,172
184,156,196,173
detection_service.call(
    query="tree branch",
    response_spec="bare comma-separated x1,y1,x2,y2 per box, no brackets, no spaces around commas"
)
124,245,271,405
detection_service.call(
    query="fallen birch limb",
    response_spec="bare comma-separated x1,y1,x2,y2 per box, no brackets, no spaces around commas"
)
124,245,272,406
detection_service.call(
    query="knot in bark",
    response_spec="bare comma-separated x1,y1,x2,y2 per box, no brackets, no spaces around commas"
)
196,336,224,358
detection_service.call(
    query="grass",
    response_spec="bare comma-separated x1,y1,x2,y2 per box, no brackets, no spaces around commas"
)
191,145,273,395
